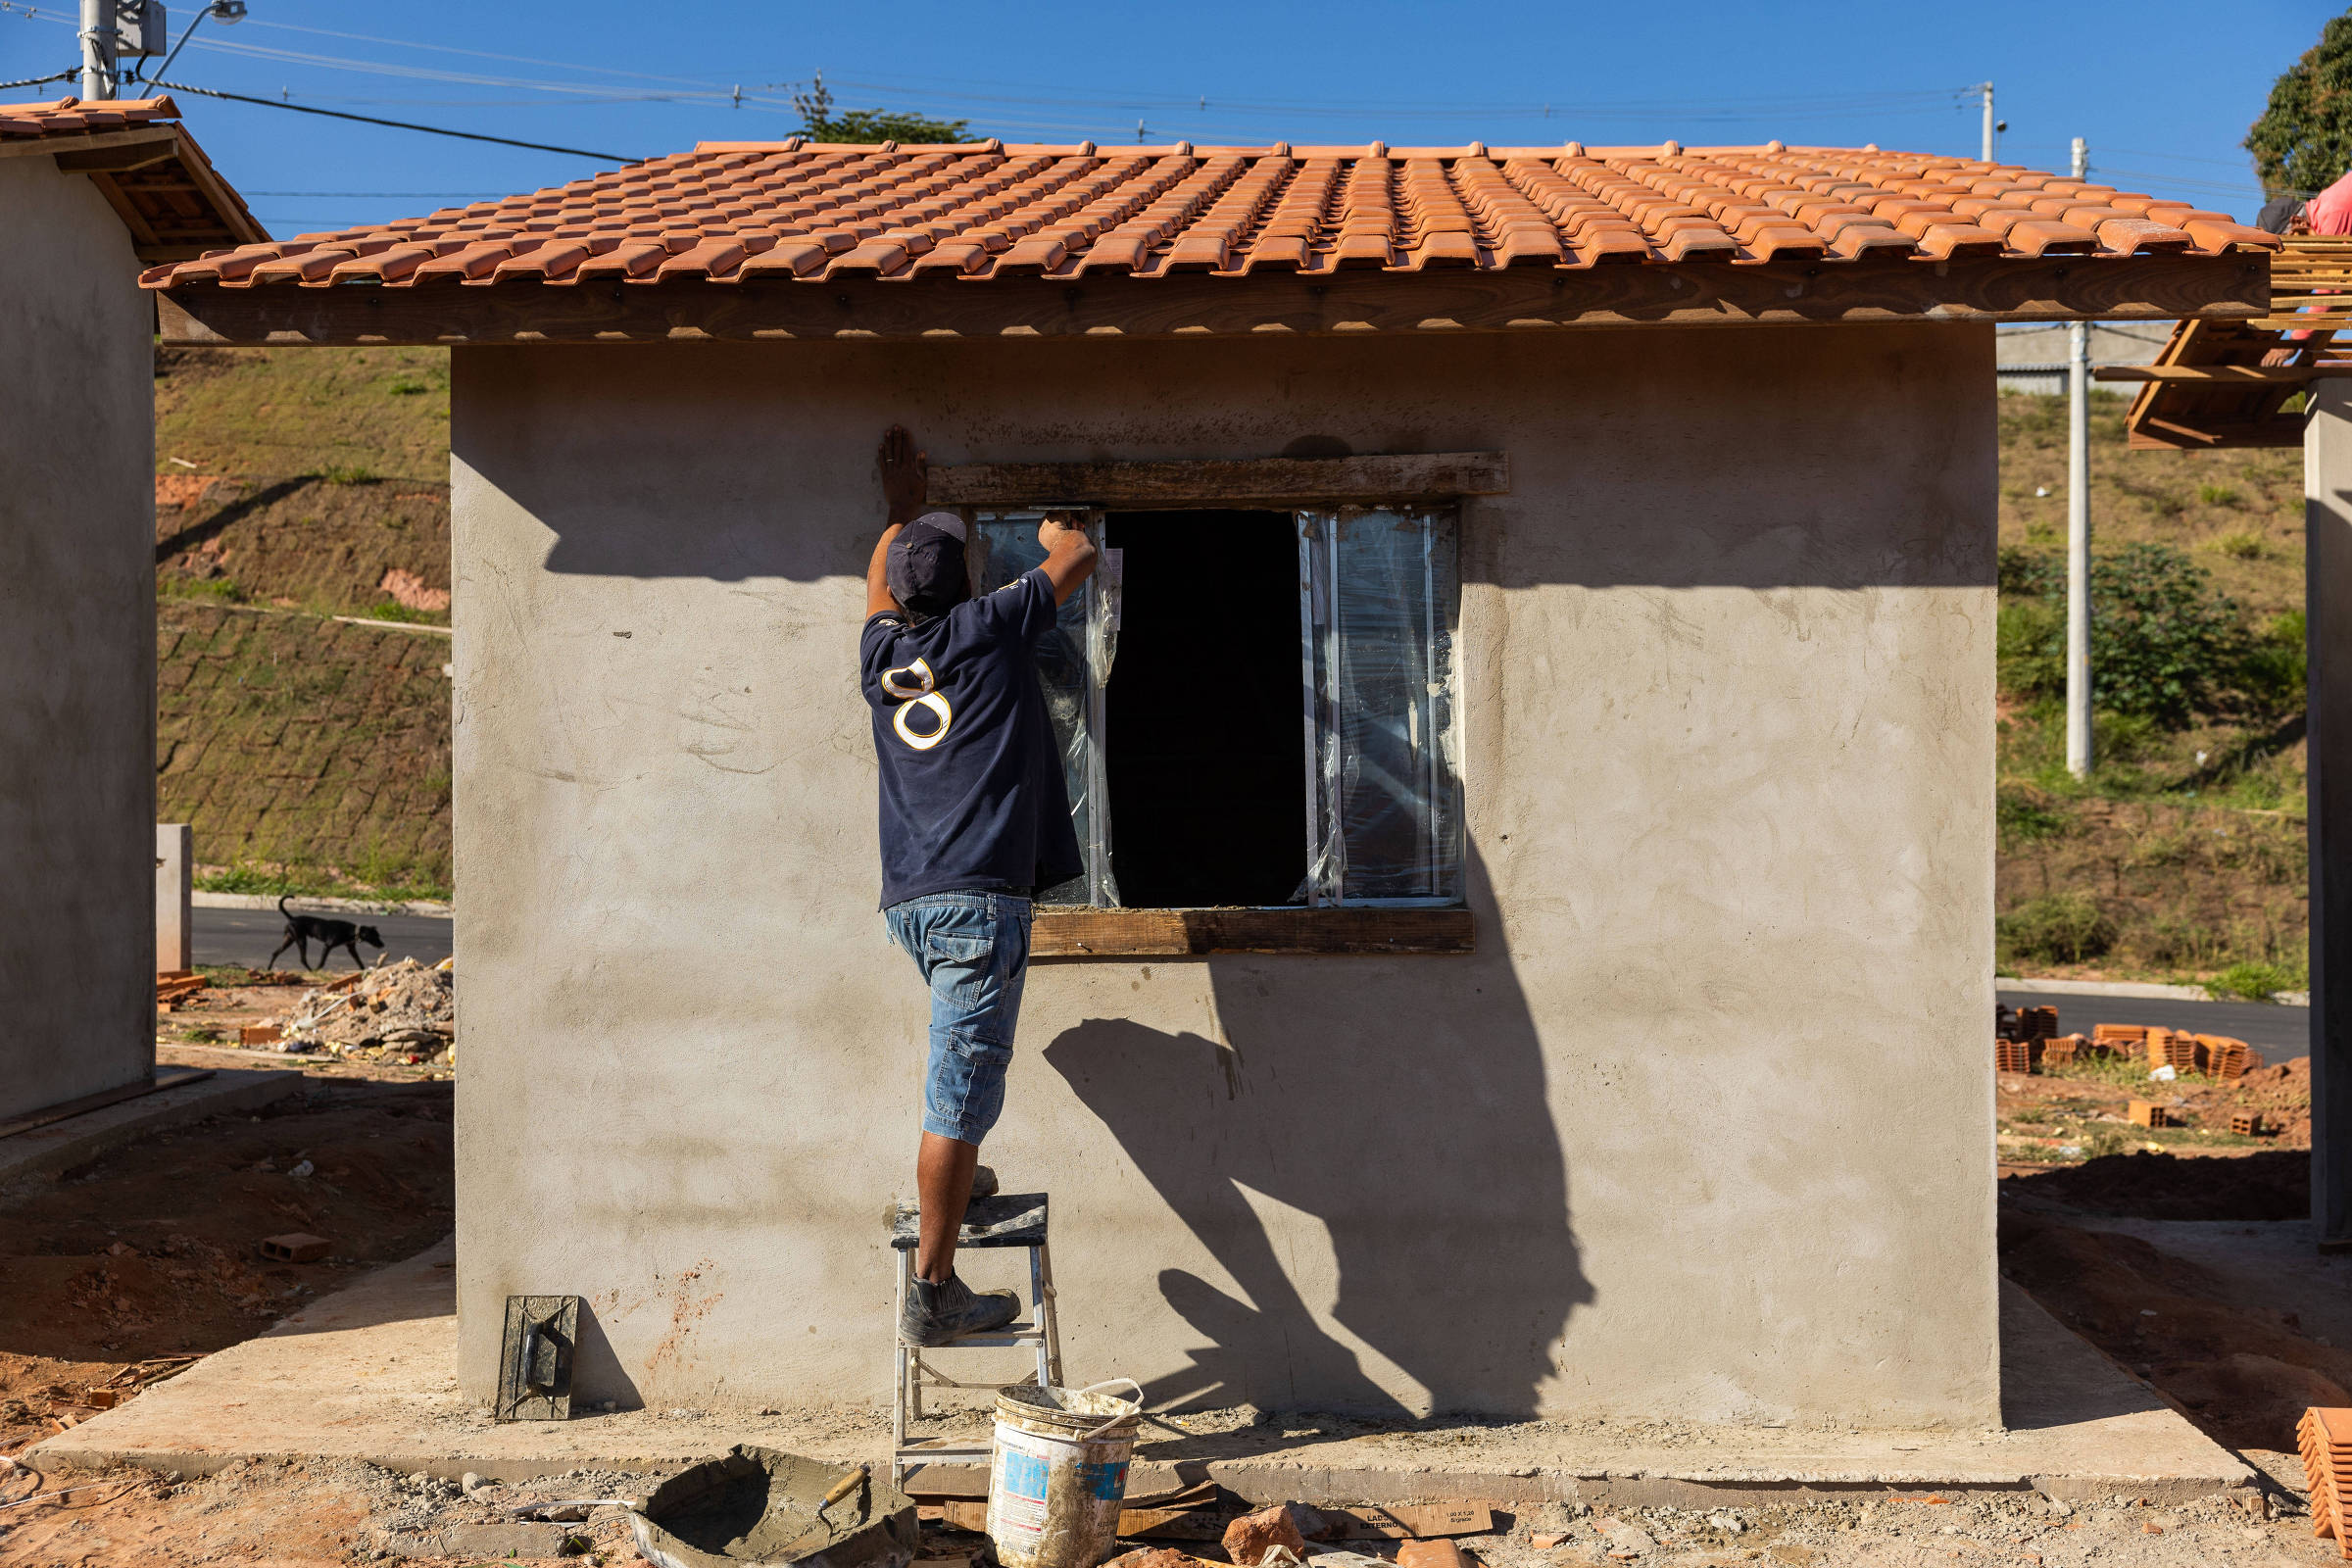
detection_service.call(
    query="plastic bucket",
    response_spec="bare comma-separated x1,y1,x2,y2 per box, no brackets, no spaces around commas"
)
985,1379,1142,1568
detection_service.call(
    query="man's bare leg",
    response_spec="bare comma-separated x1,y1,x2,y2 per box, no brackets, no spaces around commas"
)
915,1131,978,1285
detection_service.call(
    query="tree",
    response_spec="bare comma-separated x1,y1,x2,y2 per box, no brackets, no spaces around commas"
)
2247,10,2352,197
792,73,970,146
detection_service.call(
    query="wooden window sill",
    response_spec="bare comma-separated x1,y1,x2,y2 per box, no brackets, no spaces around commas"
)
1031,906,1472,958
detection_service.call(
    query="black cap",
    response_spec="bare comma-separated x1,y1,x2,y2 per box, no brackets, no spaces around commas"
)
2258,194,2305,235
887,512,970,616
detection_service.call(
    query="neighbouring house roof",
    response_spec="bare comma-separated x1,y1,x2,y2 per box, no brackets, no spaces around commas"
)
2113,236,2352,450
141,138,2272,290
2,96,264,262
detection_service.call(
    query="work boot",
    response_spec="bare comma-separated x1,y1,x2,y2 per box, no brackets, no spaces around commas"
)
969,1164,1000,1202
901,1271,1021,1347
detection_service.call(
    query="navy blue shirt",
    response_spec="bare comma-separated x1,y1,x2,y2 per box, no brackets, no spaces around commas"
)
861,567,1083,909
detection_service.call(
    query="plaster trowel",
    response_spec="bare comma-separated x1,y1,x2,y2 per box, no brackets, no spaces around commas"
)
774,1463,869,1559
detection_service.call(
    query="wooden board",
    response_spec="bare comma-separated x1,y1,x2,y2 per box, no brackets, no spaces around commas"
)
155,254,2269,348
930,453,1507,507
1031,906,1473,958
0,1070,214,1141
1324,1503,1497,1539
2095,364,2350,383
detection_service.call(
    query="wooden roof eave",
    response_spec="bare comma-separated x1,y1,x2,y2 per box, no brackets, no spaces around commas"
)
154,251,2269,348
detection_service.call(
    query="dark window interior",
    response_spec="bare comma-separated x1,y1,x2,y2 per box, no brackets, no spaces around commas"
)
1105,510,1306,907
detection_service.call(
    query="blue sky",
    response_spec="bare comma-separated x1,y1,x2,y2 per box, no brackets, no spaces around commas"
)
1,0,2339,239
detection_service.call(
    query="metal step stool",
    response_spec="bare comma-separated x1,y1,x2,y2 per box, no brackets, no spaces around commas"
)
888,1191,1062,1489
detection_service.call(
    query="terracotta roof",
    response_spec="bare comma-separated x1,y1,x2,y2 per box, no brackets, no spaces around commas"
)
3,96,264,262
139,138,2275,292
0,94,181,138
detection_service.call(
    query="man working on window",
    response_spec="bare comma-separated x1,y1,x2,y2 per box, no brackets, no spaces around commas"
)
861,425,1099,1347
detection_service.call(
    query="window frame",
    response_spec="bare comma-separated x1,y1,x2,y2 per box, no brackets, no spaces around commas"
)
957,487,1480,960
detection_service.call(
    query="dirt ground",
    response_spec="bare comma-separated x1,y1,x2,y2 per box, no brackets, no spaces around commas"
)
1995,1054,2311,1175
3,1042,2346,1564
0,1454,2334,1567
0,1060,453,1462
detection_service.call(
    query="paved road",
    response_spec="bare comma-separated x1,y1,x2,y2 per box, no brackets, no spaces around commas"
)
193,906,452,970
1998,988,2308,1063
189,909,2314,1061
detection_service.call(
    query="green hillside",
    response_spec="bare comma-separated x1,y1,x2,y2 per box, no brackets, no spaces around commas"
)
1993,390,2306,994
154,347,454,899
153,354,2315,982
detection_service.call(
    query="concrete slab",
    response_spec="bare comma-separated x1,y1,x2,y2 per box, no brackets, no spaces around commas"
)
28,1245,2252,1506
0,1066,302,1193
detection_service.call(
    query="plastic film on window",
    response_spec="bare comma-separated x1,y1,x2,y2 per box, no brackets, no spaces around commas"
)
974,513,1121,906
1298,508,1461,906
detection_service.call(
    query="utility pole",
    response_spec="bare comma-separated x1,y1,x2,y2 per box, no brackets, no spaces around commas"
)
2066,133,2093,778
1980,82,1995,163
78,0,117,99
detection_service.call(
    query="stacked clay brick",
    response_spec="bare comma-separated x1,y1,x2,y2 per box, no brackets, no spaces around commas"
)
2306,1407,2352,1558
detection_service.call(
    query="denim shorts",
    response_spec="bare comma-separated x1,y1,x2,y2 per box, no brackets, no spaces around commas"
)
884,890,1033,1145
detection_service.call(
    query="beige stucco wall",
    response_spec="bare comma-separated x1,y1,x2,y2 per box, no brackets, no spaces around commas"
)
0,157,156,1121
451,321,1998,1427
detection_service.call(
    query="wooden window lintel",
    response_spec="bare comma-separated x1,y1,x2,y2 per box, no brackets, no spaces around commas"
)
928,452,1507,509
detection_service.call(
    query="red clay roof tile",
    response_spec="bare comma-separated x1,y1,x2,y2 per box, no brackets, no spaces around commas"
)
5,96,264,262
137,138,2278,292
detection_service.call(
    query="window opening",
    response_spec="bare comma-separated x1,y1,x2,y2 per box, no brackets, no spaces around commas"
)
1102,511,1307,908
977,503,1463,914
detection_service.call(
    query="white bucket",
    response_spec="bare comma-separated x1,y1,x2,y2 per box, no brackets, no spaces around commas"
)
985,1379,1142,1568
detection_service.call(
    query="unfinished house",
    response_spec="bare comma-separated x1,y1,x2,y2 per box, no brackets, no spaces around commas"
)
146,138,2272,1426
1,97,260,1124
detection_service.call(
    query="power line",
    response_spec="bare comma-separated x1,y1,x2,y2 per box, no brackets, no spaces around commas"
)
150,78,636,163
0,65,74,89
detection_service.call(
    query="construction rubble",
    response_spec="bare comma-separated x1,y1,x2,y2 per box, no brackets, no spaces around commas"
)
243,956,456,1064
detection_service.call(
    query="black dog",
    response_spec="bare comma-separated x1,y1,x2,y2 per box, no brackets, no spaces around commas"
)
268,895,384,971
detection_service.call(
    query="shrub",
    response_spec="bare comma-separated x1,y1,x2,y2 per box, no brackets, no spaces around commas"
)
2239,611,2308,714
2093,710,2161,762
1997,893,2118,966
1997,597,2065,703
2209,959,2305,1001
2089,545,2250,726
364,599,443,624
2004,545,2252,728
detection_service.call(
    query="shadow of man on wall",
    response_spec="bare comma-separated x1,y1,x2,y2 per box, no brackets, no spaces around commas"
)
1041,846,1589,1421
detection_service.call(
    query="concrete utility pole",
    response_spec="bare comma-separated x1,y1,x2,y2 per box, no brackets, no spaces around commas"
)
1980,83,1995,163
78,0,116,98
2066,134,2093,778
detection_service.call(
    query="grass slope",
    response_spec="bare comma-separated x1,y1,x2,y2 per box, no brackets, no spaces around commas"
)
154,349,455,899
1994,390,2307,991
